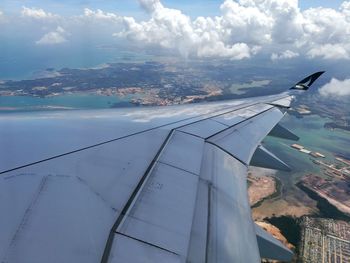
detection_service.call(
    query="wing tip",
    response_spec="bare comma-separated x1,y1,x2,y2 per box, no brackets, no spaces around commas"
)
290,71,325,90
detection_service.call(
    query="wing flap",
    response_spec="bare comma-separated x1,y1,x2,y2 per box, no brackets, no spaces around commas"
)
117,163,198,256
251,145,291,171
158,131,204,175
187,143,261,263
255,223,294,261
268,123,299,141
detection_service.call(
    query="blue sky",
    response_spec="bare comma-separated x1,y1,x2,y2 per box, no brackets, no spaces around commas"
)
0,0,350,82
0,0,346,17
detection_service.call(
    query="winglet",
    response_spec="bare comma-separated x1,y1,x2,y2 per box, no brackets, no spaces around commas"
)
290,71,325,90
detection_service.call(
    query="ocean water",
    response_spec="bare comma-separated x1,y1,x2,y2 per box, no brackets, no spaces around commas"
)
0,40,157,111
262,113,350,189
0,94,134,112
0,41,153,80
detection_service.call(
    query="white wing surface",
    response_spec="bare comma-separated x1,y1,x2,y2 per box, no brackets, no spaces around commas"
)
0,72,324,263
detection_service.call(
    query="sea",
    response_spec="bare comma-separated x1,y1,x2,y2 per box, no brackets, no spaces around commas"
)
0,42,153,81
262,113,350,197
0,45,154,111
0,94,135,112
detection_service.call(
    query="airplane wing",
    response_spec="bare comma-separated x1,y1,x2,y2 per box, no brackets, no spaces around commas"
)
0,72,324,263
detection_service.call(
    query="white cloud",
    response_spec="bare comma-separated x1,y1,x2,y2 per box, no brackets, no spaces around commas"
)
271,50,299,60
319,78,350,97
12,0,350,60
21,6,59,20
114,0,262,59
307,44,350,59
82,8,121,22
342,1,350,17
36,26,68,45
108,0,350,60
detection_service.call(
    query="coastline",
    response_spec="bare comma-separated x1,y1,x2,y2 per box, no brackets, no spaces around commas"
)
296,181,350,221
251,176,282,209
248,173,277,207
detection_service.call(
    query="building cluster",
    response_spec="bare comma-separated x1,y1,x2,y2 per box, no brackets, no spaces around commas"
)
300,217,350,263
306,150,350,181
291,144,325,158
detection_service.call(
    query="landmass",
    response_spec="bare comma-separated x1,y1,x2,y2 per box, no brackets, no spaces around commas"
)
250,142,350,261
288,105,312,117
253,197,315,221
324,121,350,133
247,173,276,207
0,61,247,107
289,92,350,133
0,61,282,110
299,175,350,215
297,155,350,216
247,173,296,260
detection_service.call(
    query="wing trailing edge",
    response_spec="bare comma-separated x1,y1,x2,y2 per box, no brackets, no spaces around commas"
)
255,223,294,262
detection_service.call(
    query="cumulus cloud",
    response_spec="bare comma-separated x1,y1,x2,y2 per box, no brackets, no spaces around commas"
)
11,0,350,60
108,0,350,60
319,78,350,97
21,6,60,20
114,0,263,59
139,0,162,13
271,50,299,60
36,26,68,45
307,44,350,59
82,8,121,22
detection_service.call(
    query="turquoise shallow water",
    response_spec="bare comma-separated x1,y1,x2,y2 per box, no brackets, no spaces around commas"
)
262,113,350,193
0,94,133,112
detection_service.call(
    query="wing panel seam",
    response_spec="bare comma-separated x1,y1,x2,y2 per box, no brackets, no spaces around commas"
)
205,141,247,166
100,129,175,263
115,232,179,256
157,160,199,177
205,106,275,140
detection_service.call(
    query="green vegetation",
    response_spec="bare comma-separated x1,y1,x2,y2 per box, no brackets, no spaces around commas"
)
266,216,301,247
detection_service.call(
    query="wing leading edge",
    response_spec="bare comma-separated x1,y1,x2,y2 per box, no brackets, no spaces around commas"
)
0,72,324,263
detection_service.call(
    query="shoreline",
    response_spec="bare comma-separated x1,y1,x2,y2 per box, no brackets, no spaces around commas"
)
296,181,350,221
251,176,282,209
